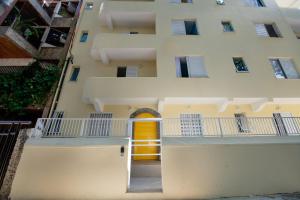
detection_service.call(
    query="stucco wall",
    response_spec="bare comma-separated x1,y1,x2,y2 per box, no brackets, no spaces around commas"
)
10,137,300,199
56,0,300,117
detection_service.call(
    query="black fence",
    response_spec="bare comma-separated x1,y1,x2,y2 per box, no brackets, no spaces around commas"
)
0,121,31,189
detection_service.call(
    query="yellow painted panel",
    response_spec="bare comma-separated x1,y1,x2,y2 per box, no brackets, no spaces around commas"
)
133,113,159,161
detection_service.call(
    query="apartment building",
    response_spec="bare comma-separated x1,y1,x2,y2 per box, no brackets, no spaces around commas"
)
0,0,82,72
9,0,300,199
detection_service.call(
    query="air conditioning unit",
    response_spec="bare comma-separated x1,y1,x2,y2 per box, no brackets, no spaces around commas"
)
216,0,225,5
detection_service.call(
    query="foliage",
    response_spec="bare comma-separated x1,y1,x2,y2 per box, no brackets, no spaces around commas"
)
0,61,60,114
11,7,41,40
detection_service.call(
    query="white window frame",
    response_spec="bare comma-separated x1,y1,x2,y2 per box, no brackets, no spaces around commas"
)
269,58,300,79
175,56,208,78
171,19,199,35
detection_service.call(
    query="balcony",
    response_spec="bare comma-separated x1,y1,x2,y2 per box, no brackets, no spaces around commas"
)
0,26,38,58
91,33,156,63
25,0,52,25
99,1,155,30
33,117,300,138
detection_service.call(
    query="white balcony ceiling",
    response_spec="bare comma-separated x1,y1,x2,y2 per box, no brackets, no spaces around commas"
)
275,0,300,8
111,12,155,27
100,48,156,63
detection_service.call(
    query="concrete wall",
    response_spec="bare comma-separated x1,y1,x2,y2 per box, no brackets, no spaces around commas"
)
10,137,300,199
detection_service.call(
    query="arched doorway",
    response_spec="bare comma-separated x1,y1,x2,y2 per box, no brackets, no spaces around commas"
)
130,108,161,161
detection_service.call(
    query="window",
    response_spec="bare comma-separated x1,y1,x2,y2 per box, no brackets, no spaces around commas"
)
117,66,138,77
269,58,300,79
175,56,208,78
244,0,265,7
88,113,113,136
255,23,281,37
222,21,234,32
216,0,225,5
80,31,88,42
48,111,64,135
233,58,249,72
70,67,80,81
169,0,192,3
85,2,93,10
234,113,250,133
180,114,203,136
172,20,199,35
273,113,299,136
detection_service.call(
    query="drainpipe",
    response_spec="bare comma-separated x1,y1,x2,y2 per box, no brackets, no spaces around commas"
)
47,0,83,117
48,55,72,117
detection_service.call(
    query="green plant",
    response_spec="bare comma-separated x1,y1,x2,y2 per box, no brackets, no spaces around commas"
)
11,7,40,40
0,61,60,114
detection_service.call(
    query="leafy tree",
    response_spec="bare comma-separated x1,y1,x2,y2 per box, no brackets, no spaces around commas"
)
0,61,60,115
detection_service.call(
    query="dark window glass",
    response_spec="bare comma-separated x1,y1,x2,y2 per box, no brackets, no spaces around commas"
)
180,57,189,77
265,24,280,37
184,21,198,35
80,32,88,42
233,58,249,72
85,2,93,10
70,67,80,81
257,0,265,7
222,21,234,32
117,67,127,77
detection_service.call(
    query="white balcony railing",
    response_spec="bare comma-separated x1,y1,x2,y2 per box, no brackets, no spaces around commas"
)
32,117,300,138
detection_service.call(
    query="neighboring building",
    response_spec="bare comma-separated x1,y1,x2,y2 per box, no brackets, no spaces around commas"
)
9,0,300,199
0,0,82,73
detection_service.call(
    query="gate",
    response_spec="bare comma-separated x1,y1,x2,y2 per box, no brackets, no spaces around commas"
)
0,121,31,188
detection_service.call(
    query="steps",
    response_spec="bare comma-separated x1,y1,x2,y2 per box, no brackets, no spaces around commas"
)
129,161,162,193
128,177,162,193
131,161,161,177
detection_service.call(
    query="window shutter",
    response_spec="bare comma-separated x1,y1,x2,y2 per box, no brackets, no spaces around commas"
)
187,56,207,77
175,57,182,77
171,20,186,35
234,113,250,133
180,114,203,136
255,24,269,37
279,59,300,79
279,113,299,135
126,66,138,77
244,0,257,7
169,0,181,3
88,112,113,136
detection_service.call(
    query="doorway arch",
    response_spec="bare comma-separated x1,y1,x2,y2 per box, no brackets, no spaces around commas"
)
130,108,161,161
130,108,161,119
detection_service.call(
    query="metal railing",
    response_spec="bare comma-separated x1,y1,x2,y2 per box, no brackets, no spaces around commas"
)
34,118,128,138
33,117,300,138
163,117,300,137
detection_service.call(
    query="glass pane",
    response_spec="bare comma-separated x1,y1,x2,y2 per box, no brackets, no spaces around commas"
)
270,59,286,79
80,32,88,42
233,58,248,72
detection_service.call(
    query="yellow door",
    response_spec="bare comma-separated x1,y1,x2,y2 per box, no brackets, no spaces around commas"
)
133,113,159,161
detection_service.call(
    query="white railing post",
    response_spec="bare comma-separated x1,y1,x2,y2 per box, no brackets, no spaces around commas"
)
80,119,85,136
127,119,133,189
218,118,223,137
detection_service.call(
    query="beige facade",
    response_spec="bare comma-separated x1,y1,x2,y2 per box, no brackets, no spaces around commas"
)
54,0,300,118
9,0,300,199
